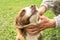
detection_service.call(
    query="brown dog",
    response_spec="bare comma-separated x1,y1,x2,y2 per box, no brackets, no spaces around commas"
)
15,5,42,40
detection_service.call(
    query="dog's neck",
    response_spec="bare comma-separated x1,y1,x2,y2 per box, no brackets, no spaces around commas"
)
26,32,40,40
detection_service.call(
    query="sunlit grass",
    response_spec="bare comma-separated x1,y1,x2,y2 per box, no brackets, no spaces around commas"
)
0,0,60,40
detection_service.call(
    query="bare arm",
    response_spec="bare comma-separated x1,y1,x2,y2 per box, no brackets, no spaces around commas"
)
38,6,47,15
38,0,55,15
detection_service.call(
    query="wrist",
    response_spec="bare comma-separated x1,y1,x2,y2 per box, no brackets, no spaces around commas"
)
50,19,56,28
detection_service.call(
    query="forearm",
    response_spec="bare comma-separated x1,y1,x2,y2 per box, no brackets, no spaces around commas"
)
39,0,55,15
38,6,47,15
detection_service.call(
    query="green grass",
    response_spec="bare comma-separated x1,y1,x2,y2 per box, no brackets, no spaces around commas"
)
0,0,60,40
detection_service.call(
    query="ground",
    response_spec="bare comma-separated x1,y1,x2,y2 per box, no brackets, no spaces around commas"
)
0,0,60,40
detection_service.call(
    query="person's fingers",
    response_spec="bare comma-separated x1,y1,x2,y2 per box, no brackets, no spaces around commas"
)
39,27,47,31
25,27,38,31
25,27,40,35
26,26,40,32
27,30,40,35
25,25,37,29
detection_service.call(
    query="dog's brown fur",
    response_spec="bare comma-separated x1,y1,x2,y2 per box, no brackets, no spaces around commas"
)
15,5,42,40
16,9,27,40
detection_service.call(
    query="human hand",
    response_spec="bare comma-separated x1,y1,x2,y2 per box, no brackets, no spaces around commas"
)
25,24,40,36
38,16,56,31
24,16,49,35
24,16,56,36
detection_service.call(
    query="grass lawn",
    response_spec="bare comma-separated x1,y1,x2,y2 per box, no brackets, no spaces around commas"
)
0,0,60,40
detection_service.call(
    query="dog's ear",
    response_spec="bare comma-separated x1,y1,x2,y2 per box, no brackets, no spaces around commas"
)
19,9,26,17
15,9,26,28
15,14,20,26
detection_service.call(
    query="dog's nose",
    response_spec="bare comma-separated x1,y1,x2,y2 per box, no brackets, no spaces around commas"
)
30,5,36,8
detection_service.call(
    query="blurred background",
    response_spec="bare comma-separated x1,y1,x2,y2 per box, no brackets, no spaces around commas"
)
0,0,60,40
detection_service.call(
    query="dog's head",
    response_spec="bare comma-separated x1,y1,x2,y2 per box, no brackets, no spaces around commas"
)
16,5,38,28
